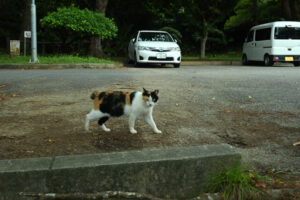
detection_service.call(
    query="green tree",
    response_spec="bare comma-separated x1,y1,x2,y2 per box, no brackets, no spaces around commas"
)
89,0,109,58
40,5,117,53
282,0,299,20
224,0,293,30
178,0,237,59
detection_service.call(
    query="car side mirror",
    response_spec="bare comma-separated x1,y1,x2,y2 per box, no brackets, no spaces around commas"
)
132,38,136,43
174,39,177,43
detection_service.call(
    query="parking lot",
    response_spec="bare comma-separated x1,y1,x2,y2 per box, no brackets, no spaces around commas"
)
0,65,299,175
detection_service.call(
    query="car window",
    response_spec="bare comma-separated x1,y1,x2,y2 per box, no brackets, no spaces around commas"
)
274,27,300,39
255,28,271,41
138,32,174,42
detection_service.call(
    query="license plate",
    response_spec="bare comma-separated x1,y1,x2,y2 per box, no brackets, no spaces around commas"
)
285,56,294,61
157,53,166,59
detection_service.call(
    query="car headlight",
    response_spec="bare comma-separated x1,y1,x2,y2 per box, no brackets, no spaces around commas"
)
137,46,150,51
172,47,181,51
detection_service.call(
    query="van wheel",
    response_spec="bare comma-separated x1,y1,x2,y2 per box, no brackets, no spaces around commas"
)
264,55,274,66
294,62,300,67
242,54,248,65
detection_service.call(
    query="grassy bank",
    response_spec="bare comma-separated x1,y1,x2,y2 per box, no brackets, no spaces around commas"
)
0,53,115,64
0,52,242,64
183,52,242,61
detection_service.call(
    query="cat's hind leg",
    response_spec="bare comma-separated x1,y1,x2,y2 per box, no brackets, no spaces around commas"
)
128,115,137,134
98,116,111,132
85,109,102,132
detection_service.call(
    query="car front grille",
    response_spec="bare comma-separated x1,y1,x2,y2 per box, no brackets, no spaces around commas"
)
148,57,174,61
149,47,172,52
150,49,171,52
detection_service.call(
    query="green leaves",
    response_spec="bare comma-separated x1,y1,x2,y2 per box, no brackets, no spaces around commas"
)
40,5,118,40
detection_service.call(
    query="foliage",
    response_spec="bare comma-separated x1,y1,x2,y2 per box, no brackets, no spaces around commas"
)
160,27,182,44
40,5,117,40
225,0,283,30
206,165,268,200
2,0,297,57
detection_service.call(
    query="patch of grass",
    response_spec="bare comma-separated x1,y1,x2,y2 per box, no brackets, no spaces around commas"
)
0,53,115,64
183,52,242,61
206,165,269,200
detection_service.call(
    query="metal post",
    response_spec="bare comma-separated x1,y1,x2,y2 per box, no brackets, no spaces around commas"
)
30,0,38,63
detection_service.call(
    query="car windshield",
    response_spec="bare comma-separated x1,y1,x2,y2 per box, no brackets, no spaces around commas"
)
274,27,300,39
138,32,174,42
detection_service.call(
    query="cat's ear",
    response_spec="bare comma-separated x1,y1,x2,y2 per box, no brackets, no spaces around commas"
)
154,90,159,95
143,88,147,93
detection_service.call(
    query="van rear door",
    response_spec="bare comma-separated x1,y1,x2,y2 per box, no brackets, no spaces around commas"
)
273,26,300,56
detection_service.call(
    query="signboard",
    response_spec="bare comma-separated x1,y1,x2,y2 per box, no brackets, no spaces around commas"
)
10,40,20,56
24,31,31,38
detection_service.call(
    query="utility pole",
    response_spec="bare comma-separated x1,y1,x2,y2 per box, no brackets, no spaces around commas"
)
30,0,38,63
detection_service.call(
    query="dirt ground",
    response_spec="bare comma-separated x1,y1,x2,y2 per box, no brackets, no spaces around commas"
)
0,67,299,193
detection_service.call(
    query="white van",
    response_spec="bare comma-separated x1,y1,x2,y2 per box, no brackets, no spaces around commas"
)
242,21,300,66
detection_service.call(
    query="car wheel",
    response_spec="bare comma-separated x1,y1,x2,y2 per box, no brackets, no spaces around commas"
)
264,54,274,66
174,63,180,68
294,62,300,67
242,54,248,65
133,52,139,67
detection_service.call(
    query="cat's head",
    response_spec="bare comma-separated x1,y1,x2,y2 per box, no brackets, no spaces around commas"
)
142,88,159,107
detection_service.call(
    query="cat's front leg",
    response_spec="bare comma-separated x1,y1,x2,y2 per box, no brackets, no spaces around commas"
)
144,114,162,134
129,115,137,134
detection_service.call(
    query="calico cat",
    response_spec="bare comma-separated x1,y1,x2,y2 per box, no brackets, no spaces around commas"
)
85,88,161,134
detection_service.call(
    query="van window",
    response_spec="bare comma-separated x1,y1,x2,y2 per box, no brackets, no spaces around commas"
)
274,27,300,39
246,30,254,42
255,28,271,41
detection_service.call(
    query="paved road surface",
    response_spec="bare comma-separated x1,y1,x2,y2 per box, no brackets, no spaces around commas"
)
0,65,299,173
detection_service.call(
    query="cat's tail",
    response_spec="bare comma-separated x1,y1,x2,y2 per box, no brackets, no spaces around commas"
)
90,91,97,100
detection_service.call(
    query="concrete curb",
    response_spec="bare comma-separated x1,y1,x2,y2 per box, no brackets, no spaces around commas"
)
0,61,242,69
0,63,121,70
0,144,241,200
181,60,242,66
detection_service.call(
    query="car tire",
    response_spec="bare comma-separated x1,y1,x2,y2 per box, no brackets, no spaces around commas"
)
242,54,248,65
294,62,300,67
133,52,139,67
174,63,180,68
264,54,274,66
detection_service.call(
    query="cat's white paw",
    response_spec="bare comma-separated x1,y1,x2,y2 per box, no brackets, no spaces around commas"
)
154,129,162,134
101,125,111,132
85,122,90,132
130,129,137,134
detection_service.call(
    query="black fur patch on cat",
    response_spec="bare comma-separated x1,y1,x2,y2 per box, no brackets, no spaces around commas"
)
151,90,159,102
98,116,109,125
92,91,134,117
130,92,136,104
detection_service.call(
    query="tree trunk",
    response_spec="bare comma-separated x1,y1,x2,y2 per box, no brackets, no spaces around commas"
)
290,0,299,20
19,0,31,54
89,0,109,58
252,0,258,24
200,35,207,60
282,0,292,20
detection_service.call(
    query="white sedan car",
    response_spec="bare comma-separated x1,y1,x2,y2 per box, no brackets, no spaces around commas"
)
128,30,181,68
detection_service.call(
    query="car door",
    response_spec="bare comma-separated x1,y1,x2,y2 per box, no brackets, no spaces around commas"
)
128,33,138,60
243,30,256,61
